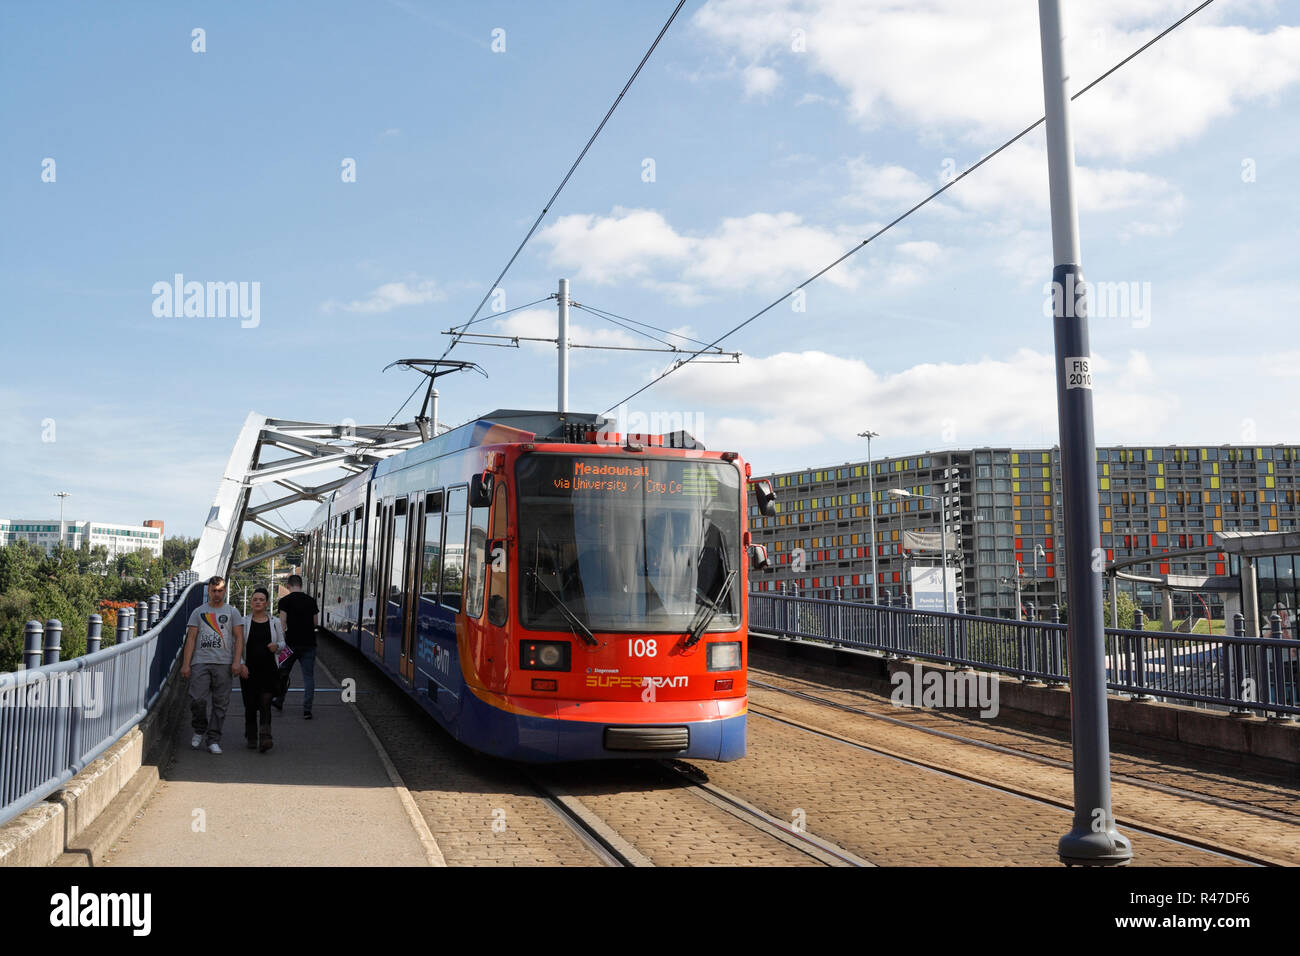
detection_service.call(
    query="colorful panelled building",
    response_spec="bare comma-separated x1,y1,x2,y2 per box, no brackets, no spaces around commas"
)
749,445,1300,625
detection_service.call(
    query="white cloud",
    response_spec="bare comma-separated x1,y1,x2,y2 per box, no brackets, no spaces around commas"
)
493,307,640,351
322,279,444,314
637,346,1183,458
743,64,781,97
535,207,866,298
847,141,1183,230
693,0,1300,161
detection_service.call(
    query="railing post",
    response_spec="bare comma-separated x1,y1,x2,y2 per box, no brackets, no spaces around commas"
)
86,614,103,655
1267,613,1294,722
148,595,160,629
23,620,43,669
833,586,843,644
42,619,63,666
956,596,972,670
1227,613,1251,716
1048,603,1067,685
136,600,149,637
1131,608,1152,702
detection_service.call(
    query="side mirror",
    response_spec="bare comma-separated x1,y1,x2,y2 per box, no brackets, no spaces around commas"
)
750,479,777,516
749,544,770,571
470,471,494,508
488,594,508,627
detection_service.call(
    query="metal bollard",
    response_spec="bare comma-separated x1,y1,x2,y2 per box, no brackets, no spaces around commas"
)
23,620,43,669
116,609,133,644
42,620,63,665
136,600,149,637
148,595,160,629
87,614,103,655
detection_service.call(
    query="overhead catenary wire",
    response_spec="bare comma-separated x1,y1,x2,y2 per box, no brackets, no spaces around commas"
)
574,302,727,353
441,0,688,361
602,0,1218,415
572,303,692,351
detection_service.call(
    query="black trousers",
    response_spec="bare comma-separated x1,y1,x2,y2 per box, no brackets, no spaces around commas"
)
240,668,276,740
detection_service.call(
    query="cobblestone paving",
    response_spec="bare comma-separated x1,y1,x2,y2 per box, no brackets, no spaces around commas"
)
317,637,599,866
739,654,1297,865
752,651,1300,820
686,716,1247,866
545,763,822,867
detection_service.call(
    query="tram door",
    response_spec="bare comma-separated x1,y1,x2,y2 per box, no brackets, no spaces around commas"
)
374,500,393,659
399,494,424,683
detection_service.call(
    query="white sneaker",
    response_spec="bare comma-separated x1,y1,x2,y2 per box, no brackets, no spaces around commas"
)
191,733,203,749
207,742,223,755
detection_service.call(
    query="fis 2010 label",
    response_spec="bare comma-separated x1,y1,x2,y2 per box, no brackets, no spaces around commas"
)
1065,357,1092,389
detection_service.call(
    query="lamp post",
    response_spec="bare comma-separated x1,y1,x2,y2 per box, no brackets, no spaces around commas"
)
1039,0,1130,865
890,488,949,613
973,512,987,616
858,430,880,605
54,492,70,550
1033,543,1046,607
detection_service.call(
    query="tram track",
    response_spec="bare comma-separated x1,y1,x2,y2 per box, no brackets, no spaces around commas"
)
747,680,1279,867
750,674,1300,827
528,760,872,867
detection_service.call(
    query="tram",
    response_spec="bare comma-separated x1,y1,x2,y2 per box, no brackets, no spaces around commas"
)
301,409,775,762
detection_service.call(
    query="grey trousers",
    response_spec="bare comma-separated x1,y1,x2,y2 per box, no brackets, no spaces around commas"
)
190,662,234,744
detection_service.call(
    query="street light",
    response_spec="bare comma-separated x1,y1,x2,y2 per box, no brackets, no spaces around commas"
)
890,487,950,613
1033,543,1046,606
54,492,70,550
857,430,880,605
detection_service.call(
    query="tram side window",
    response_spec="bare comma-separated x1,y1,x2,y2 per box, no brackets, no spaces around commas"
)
389,499,408,605
442,487,468,611
421,491,444,601
341,515,350,577
486,483,509,626
464,497,490,620
365,503,381,598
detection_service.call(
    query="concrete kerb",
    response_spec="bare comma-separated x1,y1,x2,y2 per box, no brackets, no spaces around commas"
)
0,648,190,867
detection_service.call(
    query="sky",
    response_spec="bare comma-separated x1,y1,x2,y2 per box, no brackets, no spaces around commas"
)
2,0,1298,538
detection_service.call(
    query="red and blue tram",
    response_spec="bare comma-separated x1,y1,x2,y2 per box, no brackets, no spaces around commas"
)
301,408,774,762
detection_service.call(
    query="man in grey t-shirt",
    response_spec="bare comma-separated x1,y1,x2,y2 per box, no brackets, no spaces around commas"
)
182,576,245,754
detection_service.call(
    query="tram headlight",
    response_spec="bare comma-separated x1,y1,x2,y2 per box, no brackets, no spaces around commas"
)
521,640,571,671
707,641,742,672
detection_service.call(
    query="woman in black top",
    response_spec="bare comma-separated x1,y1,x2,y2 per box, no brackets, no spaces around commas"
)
240,588,286,752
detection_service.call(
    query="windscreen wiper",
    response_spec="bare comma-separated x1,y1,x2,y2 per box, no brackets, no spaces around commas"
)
525,568,598,646
683,569,737,648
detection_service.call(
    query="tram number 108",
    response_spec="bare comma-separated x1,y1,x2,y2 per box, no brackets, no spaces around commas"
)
629,639,658,658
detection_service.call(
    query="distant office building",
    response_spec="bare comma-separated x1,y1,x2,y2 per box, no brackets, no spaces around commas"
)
0,518,165,557
750,445,1300,622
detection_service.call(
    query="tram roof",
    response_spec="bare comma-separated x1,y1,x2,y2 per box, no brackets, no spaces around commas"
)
373,409,610,478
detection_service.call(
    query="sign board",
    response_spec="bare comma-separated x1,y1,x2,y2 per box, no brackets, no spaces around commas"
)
910,566,957,612
902,529,959,553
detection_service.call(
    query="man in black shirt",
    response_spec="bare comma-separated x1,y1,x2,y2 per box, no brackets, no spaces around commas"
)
276,574,320,718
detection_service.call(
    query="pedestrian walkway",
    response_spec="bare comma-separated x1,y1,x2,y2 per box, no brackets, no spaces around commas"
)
101,666,430,867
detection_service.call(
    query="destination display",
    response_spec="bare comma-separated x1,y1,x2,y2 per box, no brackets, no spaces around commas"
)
523,456,733,499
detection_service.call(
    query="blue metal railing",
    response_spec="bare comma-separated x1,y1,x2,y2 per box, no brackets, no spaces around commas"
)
0,573,203,827
747,592,1300,718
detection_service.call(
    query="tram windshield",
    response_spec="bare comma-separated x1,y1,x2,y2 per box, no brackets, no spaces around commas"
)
515,454,742,633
